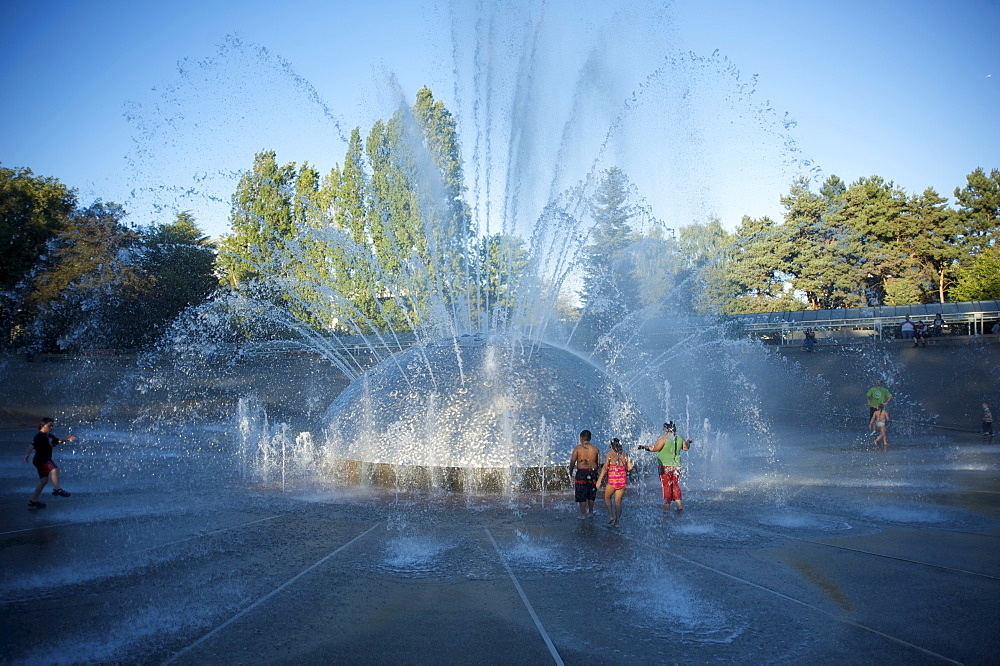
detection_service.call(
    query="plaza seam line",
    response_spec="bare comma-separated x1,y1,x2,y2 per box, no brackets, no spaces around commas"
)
483,526,565,666
140,515,286,554
2,522,78,536
162,522,382,665
621,533,962,665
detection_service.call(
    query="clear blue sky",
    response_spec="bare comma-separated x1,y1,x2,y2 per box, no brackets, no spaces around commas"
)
2,0,997,239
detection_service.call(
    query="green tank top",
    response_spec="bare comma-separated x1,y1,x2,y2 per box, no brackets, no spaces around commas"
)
657,435,684,467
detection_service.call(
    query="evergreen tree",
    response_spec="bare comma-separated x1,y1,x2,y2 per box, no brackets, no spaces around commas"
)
218,150,297,287
721,215,798,313
140,211,219,340
580,167,642,330
838,176,919,303
908,188,961,303
953,167,1000,254
780,176,864,309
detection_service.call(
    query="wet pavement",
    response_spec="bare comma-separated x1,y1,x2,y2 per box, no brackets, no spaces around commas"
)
2,426,998,665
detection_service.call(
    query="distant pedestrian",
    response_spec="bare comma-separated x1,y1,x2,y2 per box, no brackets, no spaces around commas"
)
866,380,893,418
913,322,928,347
933,313,944,336
24,417,76,508
637,421,693,513
596,438,633,527
900,316,915,340
802,328,816,352
983,403,994,440
869,405,890,450
568,429,601,519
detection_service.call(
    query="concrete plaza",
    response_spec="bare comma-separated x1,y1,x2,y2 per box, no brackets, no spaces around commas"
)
2,421,998,664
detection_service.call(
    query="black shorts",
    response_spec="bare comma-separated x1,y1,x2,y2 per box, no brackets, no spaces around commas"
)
574,469,597,502
34,459,57,478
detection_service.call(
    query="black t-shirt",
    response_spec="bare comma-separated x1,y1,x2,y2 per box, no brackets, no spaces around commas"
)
32,431,60,465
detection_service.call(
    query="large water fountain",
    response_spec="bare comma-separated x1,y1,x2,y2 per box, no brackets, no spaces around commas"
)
98,1,822,495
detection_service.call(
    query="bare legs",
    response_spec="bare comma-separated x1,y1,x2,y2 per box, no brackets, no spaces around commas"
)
29,468,61,503
874,426,888,450
604,486,624,526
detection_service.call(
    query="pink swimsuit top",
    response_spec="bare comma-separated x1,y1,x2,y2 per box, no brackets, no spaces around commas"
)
607,455,628,489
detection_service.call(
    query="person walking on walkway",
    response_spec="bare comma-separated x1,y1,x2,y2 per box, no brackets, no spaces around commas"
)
568,429,600,519
596,438,633,527
637,421,692,513
869,405,890,450
866,380,893,419
24,417,76,508
983,402,994,441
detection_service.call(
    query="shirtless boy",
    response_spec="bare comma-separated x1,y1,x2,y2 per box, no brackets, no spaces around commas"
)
568,430,601,519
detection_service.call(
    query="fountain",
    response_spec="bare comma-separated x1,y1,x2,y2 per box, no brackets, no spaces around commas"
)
89,0,822,496
3,4,998,664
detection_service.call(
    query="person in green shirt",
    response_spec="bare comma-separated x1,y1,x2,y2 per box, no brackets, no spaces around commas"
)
637,421,692,513
866,380,893,418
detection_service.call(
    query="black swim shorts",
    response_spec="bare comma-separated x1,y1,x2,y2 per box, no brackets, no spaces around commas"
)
575,469,597,502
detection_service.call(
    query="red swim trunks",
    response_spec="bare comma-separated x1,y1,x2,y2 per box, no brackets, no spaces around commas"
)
35,460,58,478
660,466,681,502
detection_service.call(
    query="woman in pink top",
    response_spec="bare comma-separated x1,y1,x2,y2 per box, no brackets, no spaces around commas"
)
596,438,633,527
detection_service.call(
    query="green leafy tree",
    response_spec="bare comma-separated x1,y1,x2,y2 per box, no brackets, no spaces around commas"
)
950,245,1000,300
28,202,153,349
719,215,799,314
412,87,473,282
0,165,77,291
675,218,732,315
474,233,528,324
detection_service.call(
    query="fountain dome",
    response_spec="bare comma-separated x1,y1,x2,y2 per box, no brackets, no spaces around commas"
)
323,335,651,486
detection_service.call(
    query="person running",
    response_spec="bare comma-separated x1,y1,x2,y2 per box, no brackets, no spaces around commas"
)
638,421,693,513
596,438,633,527
568,429,601,519
866,380,893,419
869,405,890,450
24,417,76,508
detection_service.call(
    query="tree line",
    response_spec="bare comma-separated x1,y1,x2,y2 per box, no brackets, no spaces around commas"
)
2,86,998,352
583,167,1000,327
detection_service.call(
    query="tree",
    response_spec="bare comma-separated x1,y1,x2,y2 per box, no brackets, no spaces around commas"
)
950,245,1000,301
474,233,528,324
0,165,77,291
413,87,472,275
218,150,298,287
954,167,1000,254
580,167,642,330
837,176,916,303
780,176,865,309
720,215,797,313
907,188,961,303
139,211,218,340
28,202,153,349
675,218,732,315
